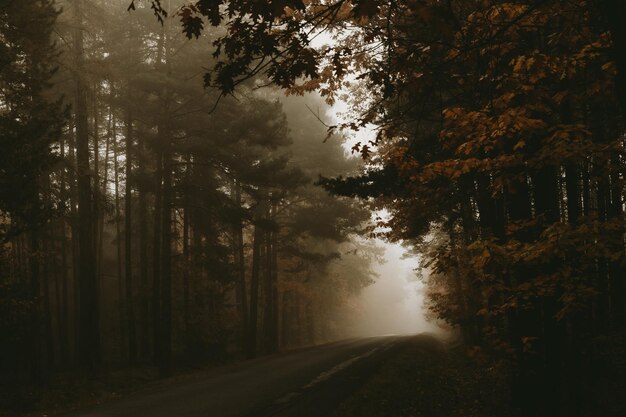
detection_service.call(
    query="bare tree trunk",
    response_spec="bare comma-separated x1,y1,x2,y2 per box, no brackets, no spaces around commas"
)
158,5,173,376
114,127,126,362
247,196,265,358
67,116,80,364
73,0,99,373
602,0,626,117
59,137,70,365
281,291,290,348
159,141,173,377
125,95,137,364
183,164,191,352
152,150,162,365
42,219,54,369
264,195,279,353
138,132,150,358
233,180,248,351
92,84,101,282
29,230,42,383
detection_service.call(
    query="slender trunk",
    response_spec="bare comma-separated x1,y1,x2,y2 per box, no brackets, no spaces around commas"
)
152,8,168,368
73,0,99,373
263,197,272,353
306,301,315,345
531,167,562,417
59,138,70,365
247,197,264,358
114,129,126,361
67,116,80,364
608,164,624,328
182,168,191,351
233,181,248,350
125,97,137,364
159,143,173,377
92,84,100,281
52,220,63,367
152,151,162,365
30,230,42,383
603,0,626,117
138,133,150,358
596,176,610,330
265,196,279,353
97,106,112,294
42,221,54,369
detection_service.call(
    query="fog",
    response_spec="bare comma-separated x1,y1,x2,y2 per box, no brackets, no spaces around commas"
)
347,241,442,337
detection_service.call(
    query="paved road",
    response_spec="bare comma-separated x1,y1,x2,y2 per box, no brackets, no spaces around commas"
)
65,336,409,417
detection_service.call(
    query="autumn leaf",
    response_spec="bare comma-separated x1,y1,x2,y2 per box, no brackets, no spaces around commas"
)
352,0,380,19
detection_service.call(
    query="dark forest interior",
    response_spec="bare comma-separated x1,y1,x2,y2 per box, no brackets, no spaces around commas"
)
2,1,626,416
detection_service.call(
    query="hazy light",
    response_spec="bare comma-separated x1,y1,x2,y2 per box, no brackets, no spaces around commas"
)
348,240,441,337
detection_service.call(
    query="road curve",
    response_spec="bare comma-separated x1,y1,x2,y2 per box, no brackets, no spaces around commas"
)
65,336,409,417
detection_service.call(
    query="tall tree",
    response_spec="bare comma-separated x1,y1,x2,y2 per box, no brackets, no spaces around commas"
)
0,0,64,383
72,0,99,373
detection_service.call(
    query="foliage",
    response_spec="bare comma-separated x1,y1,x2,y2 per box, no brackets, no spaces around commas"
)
0,0,64,237
145,0,626,413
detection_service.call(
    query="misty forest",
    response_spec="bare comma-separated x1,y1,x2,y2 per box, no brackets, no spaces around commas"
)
2,1,626,416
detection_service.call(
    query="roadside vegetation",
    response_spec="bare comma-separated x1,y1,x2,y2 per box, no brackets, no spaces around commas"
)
334,334,514,417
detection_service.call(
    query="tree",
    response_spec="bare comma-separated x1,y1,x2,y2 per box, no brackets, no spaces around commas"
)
0,0,64,384
147,0,626,414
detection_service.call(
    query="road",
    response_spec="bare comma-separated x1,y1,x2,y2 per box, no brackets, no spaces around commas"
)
65,336,410,417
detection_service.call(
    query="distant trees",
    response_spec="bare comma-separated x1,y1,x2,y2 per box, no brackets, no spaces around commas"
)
0,0,65,384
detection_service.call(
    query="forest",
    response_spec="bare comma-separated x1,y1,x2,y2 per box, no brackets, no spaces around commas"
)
2,0,626,416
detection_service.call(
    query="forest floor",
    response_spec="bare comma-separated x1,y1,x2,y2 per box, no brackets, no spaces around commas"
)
3,362,230,417
332,334,514,417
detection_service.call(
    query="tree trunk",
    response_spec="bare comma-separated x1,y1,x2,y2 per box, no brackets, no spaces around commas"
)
29,230,42,383
114,128,126,361
125,96,137,364
138,132,150,358
233,180,248,351
159,142,173,377
602,0,626,117
73,0,99,373
59,137,70,365
152,150,162,365
183,163,191,352
247,196,265,358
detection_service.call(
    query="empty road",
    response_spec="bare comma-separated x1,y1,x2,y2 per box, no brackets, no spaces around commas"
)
65,336,411,417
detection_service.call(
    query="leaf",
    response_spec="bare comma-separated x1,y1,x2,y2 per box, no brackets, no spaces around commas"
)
352,0,380,19
179,7,204,39
197,0,223,26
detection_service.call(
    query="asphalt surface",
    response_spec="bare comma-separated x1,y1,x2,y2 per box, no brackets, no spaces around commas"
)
65,336,409,417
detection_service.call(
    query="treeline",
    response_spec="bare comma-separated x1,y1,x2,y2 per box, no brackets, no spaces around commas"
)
322,2,626,416
0,0,375,395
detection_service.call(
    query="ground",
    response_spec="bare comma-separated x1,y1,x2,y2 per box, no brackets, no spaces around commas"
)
5,334,515,417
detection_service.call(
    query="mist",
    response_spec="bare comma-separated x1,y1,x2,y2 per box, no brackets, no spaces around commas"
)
6,1,626,416
347,241,441,337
